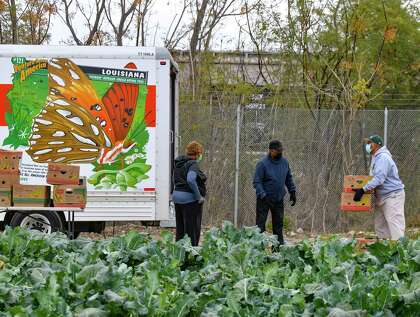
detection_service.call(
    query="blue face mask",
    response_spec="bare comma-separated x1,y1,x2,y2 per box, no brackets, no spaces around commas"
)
197,154,203,162
365,144,372,154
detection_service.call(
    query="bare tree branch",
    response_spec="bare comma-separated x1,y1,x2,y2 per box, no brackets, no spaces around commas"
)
59,0,82,45
164,0,192,49
105,0,139,45
59,0,105,45
189,0,209,56
135,0,153,46
245,2,268,85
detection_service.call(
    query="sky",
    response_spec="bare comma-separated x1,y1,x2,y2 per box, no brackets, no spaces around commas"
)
49,0,247,50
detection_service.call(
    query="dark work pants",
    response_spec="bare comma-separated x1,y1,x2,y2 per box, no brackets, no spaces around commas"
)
175,201,203,246
256,198,284,244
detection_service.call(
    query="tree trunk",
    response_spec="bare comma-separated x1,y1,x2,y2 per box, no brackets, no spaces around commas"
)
189,0,209,59
117,33,123,46
135,9,141,46
9,0,18,44
0,20,3,43
85,0,106,45
141,11,145,46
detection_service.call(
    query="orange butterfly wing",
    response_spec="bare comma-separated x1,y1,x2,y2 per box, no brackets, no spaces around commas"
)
27,58,115,164
28,59,141,165
27,96,108,164
48,58,116,143
100,63,139,144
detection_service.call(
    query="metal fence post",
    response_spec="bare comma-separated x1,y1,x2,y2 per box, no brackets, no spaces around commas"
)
234,104,242,228
384,107,388,146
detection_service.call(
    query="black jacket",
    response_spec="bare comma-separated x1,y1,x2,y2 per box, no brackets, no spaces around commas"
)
172,155,207,197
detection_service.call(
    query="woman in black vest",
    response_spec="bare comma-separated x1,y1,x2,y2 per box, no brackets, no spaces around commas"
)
172,141,207,246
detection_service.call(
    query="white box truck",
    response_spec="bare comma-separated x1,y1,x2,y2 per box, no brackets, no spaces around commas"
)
0,45,178,234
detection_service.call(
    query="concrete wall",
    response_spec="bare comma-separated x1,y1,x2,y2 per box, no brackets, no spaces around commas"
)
172,50,284,86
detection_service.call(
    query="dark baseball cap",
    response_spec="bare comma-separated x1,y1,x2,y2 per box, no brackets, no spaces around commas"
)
364,135,383,145
269,140,283,150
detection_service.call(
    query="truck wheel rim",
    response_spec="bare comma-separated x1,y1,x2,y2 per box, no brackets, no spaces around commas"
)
20,214,52,234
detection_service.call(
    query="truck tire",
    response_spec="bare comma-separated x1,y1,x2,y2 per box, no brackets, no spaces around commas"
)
10,211,64,234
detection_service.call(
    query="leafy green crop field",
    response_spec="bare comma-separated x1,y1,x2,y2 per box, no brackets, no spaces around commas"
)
0,224,419,317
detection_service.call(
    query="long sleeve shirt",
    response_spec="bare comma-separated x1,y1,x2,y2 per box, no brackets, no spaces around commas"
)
363,146,404,199
172,171,202,204
253,155,296,202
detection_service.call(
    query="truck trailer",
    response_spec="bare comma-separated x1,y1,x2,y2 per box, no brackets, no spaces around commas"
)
0,45,178,234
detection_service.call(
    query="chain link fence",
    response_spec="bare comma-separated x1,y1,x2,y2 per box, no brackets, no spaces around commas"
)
179,96,419,233
178,93,238,225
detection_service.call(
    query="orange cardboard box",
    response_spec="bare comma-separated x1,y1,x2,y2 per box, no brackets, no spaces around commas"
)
53,179,86,208
0,172,20,187
356,238,376,246
343,175,373,193
47,163,80,185
0,150,22,173
341,192,372,212
355,238,377,252
13,184,50,207
0,186,12,207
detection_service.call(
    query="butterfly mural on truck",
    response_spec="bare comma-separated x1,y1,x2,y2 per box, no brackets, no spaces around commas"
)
4,58,152,191
28,58,139,164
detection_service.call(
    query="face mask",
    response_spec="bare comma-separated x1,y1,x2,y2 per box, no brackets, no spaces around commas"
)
197,154,203,162
365,144,372,154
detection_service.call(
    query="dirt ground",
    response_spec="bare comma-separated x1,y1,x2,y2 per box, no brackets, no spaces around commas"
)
80,222,176,240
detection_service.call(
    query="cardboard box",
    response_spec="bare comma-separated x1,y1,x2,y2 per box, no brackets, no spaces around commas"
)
343,175,373,193
0,150,22,173
356,238,376,246
340,192,372,212
13,184,51,207
0,186,12,207
47,163,80,185
355,238,377,252
53,179,86,208
0,172,20,187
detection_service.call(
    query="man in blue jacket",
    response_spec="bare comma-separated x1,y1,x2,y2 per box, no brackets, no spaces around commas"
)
353,135,405,240
253,140,296,244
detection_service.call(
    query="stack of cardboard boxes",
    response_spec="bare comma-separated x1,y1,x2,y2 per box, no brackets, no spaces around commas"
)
0,150,22,207
0,151,86,209
48,163,87,208
341,175,373,212
0,150,51,207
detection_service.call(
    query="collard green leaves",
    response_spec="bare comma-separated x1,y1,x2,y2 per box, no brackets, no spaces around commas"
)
0,224,419,316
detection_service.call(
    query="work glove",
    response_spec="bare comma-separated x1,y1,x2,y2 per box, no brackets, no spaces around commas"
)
353,188,365,202
290,191,296,206
198,197,205,204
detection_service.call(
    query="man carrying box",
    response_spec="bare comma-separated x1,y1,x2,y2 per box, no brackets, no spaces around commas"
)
353,135,405,240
